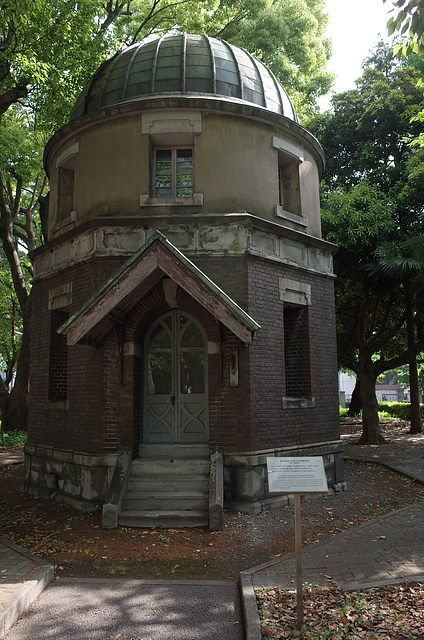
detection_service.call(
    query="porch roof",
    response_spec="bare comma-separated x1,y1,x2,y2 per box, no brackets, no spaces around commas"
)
58,230,260,346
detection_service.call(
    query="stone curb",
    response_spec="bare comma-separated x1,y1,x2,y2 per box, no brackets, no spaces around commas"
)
0,537,54,639
239,571,262,640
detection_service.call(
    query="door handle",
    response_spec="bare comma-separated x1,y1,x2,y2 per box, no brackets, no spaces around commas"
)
171,395,175,406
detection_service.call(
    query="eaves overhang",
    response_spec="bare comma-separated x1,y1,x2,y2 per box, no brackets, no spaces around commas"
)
58,230,260,346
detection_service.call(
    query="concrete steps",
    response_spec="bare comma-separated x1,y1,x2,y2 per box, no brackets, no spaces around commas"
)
119,444,210,528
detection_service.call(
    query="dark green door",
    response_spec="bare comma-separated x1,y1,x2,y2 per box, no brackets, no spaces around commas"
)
144,311,208,443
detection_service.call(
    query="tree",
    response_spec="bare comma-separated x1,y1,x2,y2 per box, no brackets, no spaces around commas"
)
385,0,424,59
370,236,424,433
0,0,333,429
0,105,47,430
309,42,424,443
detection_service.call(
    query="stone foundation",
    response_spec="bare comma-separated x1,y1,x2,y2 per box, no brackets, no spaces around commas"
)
24,440,345,517
223,440,345,515
23,444,117,510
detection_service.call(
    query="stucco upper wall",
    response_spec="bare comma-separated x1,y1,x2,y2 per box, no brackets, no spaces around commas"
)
45,99,324,241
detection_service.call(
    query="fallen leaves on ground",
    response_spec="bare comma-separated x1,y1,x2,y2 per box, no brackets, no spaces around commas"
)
1,420,423,581
256,582,424,639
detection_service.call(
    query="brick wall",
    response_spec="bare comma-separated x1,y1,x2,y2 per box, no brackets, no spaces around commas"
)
246,255,339,450
29,248,339,461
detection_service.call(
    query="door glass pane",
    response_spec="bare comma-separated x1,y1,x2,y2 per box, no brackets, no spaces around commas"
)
148,352,172,394
181,322,204,347
149,323,171,348
181,352,204,394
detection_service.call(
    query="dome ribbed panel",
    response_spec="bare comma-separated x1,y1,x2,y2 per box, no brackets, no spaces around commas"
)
69,34,297,122
125,41,158,99
255,59,282,115
209,39,241,99
154,35,184,93
231,46,264,107
185,35,214,94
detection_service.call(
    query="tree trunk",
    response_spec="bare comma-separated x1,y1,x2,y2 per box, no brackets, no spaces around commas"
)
348,378,362,415
1,297,31,431
357,360,383,444
407,311,422,434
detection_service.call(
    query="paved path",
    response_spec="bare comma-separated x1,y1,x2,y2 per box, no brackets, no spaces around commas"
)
248,501,424,591
0,453,24,469
3,579,244,640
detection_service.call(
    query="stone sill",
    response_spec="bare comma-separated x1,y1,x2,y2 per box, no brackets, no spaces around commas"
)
282,396,315,409
275,205,308,229
52,210,78,237
45,399,69,411
140,193,203,207
24,443,118,467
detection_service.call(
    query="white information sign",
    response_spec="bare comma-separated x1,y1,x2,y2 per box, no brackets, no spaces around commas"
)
267,456,328,494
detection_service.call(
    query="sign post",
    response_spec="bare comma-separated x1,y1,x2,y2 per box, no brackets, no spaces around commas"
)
266,456,328,628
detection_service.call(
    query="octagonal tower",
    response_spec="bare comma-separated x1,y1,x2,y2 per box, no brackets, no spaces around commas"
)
26,35,343,526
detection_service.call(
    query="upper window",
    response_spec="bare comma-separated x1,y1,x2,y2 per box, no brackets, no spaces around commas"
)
58,166,75,220
155,147,193,198
278,157,301,217
273,136,306,227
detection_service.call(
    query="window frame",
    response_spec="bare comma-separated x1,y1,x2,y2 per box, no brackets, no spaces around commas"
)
153,145,194,199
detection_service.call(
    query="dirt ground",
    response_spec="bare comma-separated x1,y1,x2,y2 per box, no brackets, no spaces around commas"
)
1,419,424,582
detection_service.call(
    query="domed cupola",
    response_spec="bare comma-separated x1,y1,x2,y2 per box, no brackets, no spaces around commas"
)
70,33,298,123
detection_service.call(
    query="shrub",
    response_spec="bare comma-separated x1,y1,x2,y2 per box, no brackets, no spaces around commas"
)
0,427,27,449
377,401,424,421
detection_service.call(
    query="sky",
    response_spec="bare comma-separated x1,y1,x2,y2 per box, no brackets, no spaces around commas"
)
319,0,393,108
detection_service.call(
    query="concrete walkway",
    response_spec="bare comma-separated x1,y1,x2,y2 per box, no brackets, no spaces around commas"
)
1,436,424,639
0,452,24,469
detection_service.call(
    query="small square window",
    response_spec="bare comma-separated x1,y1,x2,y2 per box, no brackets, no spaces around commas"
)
154,147,193,198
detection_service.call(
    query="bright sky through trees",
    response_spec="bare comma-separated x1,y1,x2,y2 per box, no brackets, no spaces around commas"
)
319,0,392,108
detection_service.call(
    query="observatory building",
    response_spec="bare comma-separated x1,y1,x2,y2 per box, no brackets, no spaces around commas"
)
25,34,343,528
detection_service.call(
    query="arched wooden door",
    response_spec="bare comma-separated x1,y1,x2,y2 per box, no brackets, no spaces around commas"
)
143,311,209,444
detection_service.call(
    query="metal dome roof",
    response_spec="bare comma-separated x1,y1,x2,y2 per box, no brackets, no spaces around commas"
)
70,34,298,122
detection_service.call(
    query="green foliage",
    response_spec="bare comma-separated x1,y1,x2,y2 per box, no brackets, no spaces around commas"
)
385,0,424,59
378,401,424,420
389,359,424,387
309,42,424,367
0,427,27,448
0,250,22,374
370,236,424,279
0,107,46,182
